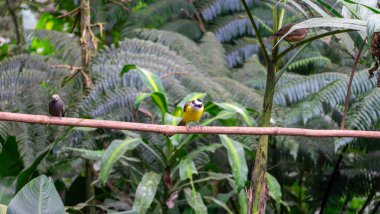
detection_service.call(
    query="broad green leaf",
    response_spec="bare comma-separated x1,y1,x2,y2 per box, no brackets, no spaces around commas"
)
202,110,235,126
215,102,254,126
136,67,164,93
267,173,282,211
177,93,207,112
0,177,15,204
179,159,198,181
164,113,181,126
73,127,97,132
151,92,168,116
185,144,223,160
203,196,233,214
0,136,23,178
99,138,142,184
276,17,366,45
132,172,161,214
135,93,150,108
120,64,137,78
16,128,74,192
184,188,207,214
60,147,104,160
8,175,65,214
0,204,7,214
219,135,248,189
238,190,247,214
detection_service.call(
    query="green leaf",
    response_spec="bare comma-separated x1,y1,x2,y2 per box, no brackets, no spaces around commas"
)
136,66,164,93
0,204,7,213
184,188,207,214
135,93,150,108
238,189,247,214
276,17,366,45
219,135,248,189
202,110,235,126
99,138,142,184
176,93,207,112
203,196,233,214
8,175,65,214
59,147,104,160
73,127,98,132
0,177,15,204
120,64,137,78
267,173,282,211
215,102,254,126
179,158,198,181
185,144,223,160
151,92,168,117
132,172,161,214
0,136,23,178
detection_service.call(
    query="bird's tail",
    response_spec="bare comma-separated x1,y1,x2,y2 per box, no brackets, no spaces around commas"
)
177,120,186,126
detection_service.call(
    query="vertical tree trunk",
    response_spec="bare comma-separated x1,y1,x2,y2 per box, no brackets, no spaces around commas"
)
249,62,276,213
80,1,95,213
80,0,93,94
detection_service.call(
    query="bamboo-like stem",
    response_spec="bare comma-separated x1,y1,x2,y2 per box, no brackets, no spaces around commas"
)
0,112,379,140
240,0,270,65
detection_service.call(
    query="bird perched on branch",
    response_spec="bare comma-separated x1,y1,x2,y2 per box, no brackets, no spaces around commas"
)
178,99,204,129
273,23,309,42
49,94,65,118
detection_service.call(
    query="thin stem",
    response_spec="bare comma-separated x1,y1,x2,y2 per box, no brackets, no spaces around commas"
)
341,37,367,129
274,29,354,63
6,0,24,46
319,145,348,214
240,0,270,65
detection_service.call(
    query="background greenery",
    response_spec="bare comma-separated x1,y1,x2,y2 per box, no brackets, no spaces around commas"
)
0,0,379,213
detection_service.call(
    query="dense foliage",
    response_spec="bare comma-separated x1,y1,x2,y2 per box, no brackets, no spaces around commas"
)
0,0,379,213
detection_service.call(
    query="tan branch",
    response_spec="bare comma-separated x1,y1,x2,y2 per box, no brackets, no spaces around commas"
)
49,64,83,72
0,112,379,138
109,0,130,12
57,7,80,19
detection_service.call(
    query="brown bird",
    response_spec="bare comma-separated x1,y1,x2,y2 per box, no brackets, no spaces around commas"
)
273,23,309,42
49,94,65,118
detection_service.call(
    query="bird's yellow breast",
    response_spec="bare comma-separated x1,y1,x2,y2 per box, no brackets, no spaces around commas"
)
181,105,204,123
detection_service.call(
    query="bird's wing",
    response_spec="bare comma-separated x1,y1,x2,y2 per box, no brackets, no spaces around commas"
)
183,101,191,112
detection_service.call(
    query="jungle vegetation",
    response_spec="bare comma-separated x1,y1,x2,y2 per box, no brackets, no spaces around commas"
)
0,0,379,213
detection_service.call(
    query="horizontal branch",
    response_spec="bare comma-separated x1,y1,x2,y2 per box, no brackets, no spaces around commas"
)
0,112,379,138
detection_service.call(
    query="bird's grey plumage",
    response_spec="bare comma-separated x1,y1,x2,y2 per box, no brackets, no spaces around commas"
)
49,94,65,117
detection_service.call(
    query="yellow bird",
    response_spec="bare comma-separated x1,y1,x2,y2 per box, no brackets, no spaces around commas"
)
178,99,204,128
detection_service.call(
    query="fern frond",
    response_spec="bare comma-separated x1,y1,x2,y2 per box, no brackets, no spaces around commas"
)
287,56,331,74
284,71,376,125
160,19,202,41
122,0,195,32
25,30,81,65
224,38,261,67
207,13,272,42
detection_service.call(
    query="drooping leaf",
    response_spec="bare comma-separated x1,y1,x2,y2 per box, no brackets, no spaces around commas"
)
59,147,104,160
120,64,137,78
135,93,150,108
184,188,207,214
0,177,15,204
267,173,282,211
179,158,198,181
8,175,65,214
219,135,248,189
99,138,142,184
136,66,164,93
238,189,247,214
132,172,161,214
151,92,168,116
215,102,254,126
203,196,233,214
